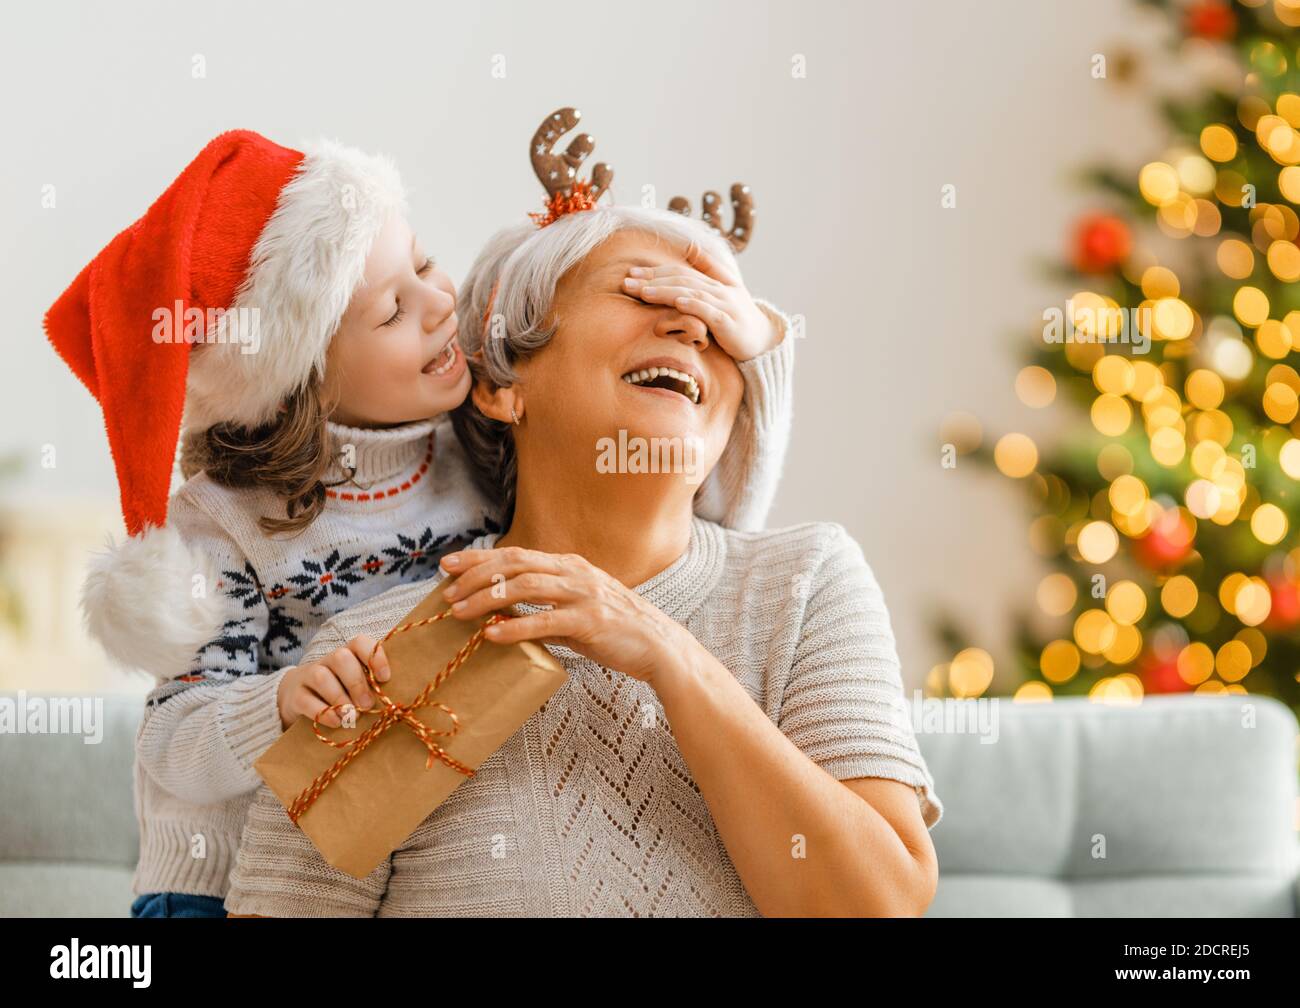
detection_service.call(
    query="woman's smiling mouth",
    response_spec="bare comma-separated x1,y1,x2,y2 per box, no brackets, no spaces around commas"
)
619,364,703,404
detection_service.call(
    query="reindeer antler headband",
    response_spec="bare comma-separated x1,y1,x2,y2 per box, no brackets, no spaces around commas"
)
482,108,759,344
528,107,614,227
667,184,755,253
523,105,757,253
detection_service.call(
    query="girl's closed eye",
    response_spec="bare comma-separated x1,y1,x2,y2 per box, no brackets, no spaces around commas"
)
381,258,436,326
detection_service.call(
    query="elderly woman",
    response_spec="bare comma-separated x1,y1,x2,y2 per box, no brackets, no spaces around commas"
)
224,206,943,917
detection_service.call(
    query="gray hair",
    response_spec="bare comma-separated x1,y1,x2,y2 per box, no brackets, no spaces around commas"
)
451,206,738,525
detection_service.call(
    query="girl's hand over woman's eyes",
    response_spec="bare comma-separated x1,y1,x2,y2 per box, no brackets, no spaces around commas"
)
619,242,782,362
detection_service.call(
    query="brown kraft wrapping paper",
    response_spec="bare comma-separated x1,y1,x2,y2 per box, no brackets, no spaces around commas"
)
254,575,567,879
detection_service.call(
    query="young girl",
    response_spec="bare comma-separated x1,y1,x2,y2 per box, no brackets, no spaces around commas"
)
44,125,795,917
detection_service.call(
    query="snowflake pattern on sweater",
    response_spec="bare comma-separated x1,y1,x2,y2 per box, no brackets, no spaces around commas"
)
146,417,504,707
195,521,498,681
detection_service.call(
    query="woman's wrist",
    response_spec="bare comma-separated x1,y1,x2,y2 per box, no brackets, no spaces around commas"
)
645,622,710,699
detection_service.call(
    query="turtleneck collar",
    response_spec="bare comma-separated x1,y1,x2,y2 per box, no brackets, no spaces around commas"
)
467,515,727,626
323,416,440,496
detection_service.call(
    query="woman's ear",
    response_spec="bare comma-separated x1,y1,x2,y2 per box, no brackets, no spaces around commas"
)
471,378,522,425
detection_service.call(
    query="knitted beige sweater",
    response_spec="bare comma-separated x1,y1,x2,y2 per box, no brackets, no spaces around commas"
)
224,517,943,917
132,314,794,899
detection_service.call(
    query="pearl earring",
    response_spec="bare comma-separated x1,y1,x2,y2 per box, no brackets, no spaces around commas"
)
510,406,520,425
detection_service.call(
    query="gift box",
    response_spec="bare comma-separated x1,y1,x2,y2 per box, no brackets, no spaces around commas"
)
254,576,566,880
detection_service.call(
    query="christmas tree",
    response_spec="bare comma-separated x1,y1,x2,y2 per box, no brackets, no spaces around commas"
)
937,0,1300,717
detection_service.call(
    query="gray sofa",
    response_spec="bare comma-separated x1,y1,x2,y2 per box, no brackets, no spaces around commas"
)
1,691,1296,916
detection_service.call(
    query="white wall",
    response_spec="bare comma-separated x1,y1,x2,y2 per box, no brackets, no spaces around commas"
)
0,0,1153,690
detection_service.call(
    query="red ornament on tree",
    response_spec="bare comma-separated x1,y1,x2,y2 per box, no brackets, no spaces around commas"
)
1185,0,1237,42
1139,651,1189,695
1264,575,1300,630
1071,213,1131,274
1134,510,1194,571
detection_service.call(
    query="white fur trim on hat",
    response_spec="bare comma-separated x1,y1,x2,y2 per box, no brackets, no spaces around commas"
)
82,524,227,679
183,138,408,432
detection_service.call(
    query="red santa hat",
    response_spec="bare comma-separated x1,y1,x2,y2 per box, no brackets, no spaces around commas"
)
44,129,406,675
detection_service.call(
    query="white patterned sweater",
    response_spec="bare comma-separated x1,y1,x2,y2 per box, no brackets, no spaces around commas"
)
224,517,943,917
133,311,793,899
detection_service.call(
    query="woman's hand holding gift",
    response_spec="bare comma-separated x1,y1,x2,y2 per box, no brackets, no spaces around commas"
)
276,636,391,731
620,242,782,361
440,547,697,691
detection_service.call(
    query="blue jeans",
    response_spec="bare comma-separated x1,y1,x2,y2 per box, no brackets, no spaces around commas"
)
130,892,227,918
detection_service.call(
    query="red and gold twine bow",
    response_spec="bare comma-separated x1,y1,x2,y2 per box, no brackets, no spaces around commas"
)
528,178,602,229
286,610,510,824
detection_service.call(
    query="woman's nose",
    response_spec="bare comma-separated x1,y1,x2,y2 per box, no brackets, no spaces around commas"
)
654,310,710,349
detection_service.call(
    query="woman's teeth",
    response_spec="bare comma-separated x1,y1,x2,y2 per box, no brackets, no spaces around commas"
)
426,339,459,375
621,366,701,404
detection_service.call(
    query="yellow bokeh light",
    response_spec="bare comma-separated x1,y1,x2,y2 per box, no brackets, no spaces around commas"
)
1209,336,1253,380
1176,154,1216,195
1263,382,1299,423
1280,438,1300,479
1015,366,1056,408
1268,240,1300,281
1070,291,1126,340
1251,502,1288,544
949,647,995,698
1037,573,1078,616
1190,439,1226,478
1093,355,1136,395
1281,165,1300,203
1234,577,1273,627
1139,162,1181,205
1077,521,1119,564
1201,124,1238,162
1216,640,1252,682
1255,318,1293,358
1142,385,1182,426
1161,575,1199,618
1150,427,1186,466
1074,608,1118,654
1235,627,1267,667
1040,639,1080,684
1105,580,1147,626
1216,168,1249,206
1233,286,1270,327
1103,623,1143,664
1186,479,1224,519
1014,681,1054,703
1216,238,1255,278
1220,572,1247,613
1153,297,1195,340
1269,362,1300,391
1091,394,1132,436
1130,360,1164,401
1192,408,1234,446
1177,643,1214,685
1089,674,1143,705
1280,94,1300,129
1140,266,1180,299
1185,368,1225,409
994,433,1038,478
1108,474,1148,516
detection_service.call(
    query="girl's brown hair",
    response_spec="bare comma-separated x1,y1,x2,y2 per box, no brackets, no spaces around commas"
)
180,379,344,537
